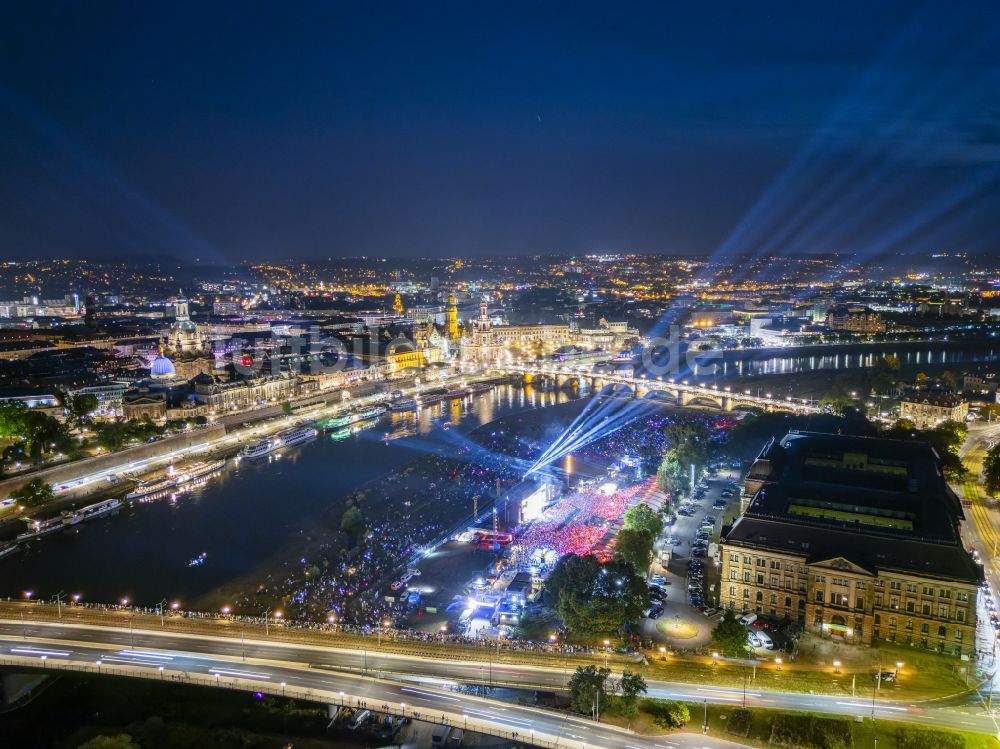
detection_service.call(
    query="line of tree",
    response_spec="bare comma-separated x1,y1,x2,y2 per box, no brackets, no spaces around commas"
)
567,664,647,718
985,442,1000,496
8,477,55,508
656,420,713,497
612,503,665,575
0,402,74,470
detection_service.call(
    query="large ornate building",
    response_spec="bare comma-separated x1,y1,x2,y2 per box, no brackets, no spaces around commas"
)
899,391,968,429
722,431,980,657
460,299,574,364
163,291,214,379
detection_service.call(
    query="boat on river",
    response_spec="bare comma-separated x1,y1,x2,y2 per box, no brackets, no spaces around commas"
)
126,459,226,500
61,497,122,525
319,406,386,431
17,515,65,542
239,426,317,459
329,417,380,441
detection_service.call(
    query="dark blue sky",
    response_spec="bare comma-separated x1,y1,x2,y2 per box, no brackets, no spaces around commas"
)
1,1,999,263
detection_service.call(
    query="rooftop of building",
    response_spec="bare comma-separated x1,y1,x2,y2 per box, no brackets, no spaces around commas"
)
900,390,965,408
725,430,980,584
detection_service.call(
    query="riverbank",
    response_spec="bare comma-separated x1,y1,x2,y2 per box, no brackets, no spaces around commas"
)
197,397,592,616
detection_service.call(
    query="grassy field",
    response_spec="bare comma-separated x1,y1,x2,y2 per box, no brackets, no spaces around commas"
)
604,701,999,749
644,638,973,702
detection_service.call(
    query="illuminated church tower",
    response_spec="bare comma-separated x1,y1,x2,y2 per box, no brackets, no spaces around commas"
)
447,292,459,340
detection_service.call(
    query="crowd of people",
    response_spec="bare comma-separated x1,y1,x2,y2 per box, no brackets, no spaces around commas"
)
224,404,714,634
509,481,649,565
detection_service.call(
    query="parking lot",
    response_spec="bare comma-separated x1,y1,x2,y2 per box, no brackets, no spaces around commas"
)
639,464,742,649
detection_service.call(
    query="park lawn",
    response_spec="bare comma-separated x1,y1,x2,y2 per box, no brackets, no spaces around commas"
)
644,645,971,702
603,701,999,749
699,703,999,749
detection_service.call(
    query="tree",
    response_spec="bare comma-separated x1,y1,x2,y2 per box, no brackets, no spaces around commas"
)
985,444,1000,497
624,503,663,538
614,528,654,575
10,478,54,508
664,421,712,468
282,401,293,415
78,735,140,749
0,402,27,440
547,553,601,601
941,370,958,392
618,668,647,718
648,700,690,728
710,610,750,657
567,664,610,715
68,393,99,424
820,380,858,413
981,403,1000,423
549,555,647,636
340,505,365,545
868,356,899,396
656,452,688,496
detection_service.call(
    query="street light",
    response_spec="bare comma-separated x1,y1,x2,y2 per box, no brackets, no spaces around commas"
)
775,657,783,670
711,651,719,665
895,661,904,678
603,639,611,668
833,660,842,674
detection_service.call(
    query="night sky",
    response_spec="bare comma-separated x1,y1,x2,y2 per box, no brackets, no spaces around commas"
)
1,2,999,262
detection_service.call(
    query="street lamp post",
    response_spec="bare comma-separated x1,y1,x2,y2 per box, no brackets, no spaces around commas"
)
53,590,65,619
157,598,167,627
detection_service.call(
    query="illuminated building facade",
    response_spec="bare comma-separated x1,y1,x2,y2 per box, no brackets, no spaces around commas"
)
722,431,980,657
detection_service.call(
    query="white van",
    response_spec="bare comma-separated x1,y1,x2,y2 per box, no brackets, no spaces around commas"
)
739,613,757,627
751,630,774,650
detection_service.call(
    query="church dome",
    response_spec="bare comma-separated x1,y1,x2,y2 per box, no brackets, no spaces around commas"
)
150,355,176,378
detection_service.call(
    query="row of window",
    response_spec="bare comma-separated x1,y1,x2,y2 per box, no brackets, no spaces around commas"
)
873,615,966,639
731,585,967,622
727,553,806,574
730,570,806,591
729,586,806,610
